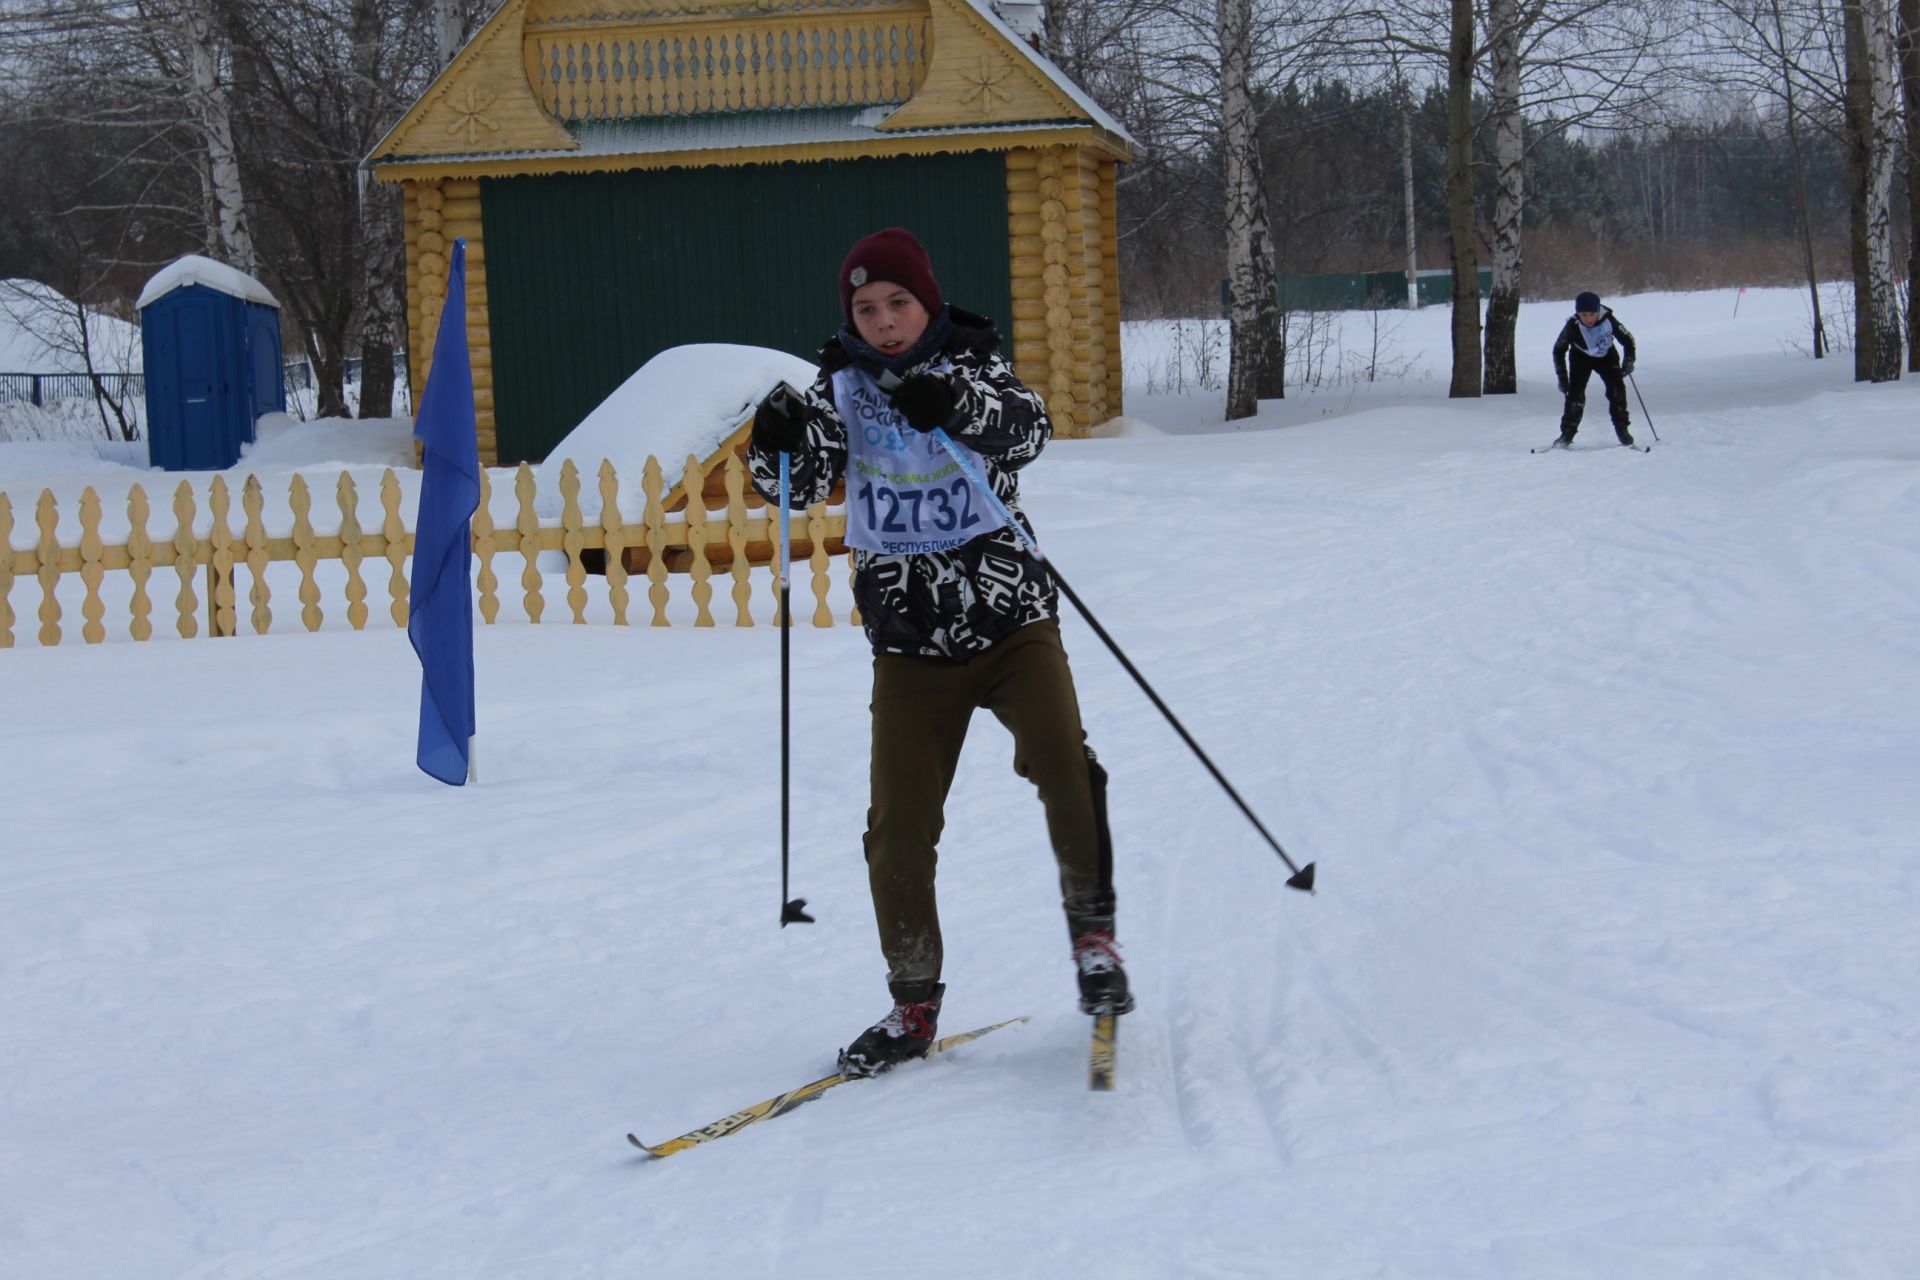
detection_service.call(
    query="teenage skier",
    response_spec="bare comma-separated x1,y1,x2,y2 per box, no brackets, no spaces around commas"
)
745,227,1133,1078
1552,290,1638,448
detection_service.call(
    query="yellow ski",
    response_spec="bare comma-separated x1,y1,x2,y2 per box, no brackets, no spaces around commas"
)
1088,1013,1119,1091
628,1016,1029,1159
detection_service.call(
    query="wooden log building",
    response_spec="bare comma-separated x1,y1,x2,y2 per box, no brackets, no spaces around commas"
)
368,0,1134,468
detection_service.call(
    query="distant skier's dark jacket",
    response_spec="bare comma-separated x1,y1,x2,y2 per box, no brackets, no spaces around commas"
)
1552,308,1637,381
746,307,1058,659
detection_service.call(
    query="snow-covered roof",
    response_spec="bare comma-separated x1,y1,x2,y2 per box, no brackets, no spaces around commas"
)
371,107,1108,170
137,256,280,311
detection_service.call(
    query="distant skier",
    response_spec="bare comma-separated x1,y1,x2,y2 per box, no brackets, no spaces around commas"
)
746,227,1133,1078
1552,291,1638,448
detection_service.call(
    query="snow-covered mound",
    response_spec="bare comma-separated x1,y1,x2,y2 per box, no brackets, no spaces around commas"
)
534,342,817,520
0,278,142,373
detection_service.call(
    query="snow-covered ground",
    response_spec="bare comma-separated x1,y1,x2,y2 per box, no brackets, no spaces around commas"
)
3,288,1917,1278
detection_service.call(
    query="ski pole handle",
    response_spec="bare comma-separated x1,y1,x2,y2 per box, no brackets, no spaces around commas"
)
778,449,791,591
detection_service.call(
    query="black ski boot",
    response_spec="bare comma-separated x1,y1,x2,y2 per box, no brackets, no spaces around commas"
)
1072,928,1135,1015
838,984,943,1078
1616,428,1635,446
1555,430,1575,448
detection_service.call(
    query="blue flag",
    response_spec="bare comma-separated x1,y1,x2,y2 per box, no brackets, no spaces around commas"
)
408,238,480,785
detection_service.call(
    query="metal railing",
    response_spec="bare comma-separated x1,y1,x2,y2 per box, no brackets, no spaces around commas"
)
2,354,410,408
0,372,145,406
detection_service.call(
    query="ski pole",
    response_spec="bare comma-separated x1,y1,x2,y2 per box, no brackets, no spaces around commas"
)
1627,373,1661,442
928,427,1316,894
776,447,813,927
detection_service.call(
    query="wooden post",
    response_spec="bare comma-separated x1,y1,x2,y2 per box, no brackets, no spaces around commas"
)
382,469,408,627
171,482,198,639
35,489,61,647
474,468,500,624
291,475,322,631
806,499,832,626
126,486,153,642
724,454,752,626
337,473,366,630
642,457,669,626
560,459,588,623
515,463,543,623
78,487,105,644
600,460,629,626
242,474,272,634
206,476,236,639
683,455,714,627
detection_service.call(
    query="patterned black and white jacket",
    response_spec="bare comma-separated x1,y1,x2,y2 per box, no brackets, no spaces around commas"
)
746,307,1058,659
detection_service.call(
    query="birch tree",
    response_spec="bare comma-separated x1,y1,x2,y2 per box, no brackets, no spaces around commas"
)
1220,0,1286,416
181,0,254,272
1443,0,1481,396
1842,0,1904,380
1898,0,1918,371
0,0,256,274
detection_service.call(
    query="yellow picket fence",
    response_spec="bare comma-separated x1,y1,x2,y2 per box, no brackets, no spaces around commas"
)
0,452,853,648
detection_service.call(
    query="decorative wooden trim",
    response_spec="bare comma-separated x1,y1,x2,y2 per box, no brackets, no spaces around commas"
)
372,122,1121,184
370,0,575,164
878,0,1081,132
525,10,930,121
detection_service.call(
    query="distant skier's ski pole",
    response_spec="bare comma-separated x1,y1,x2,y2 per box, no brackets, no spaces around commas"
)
776,448,813,927
929,427,1315,894
1627,374,1661,442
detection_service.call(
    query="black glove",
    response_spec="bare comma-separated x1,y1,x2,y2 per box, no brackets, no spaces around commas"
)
1620,359,1635,376
1557,374,1569,395
888,373,960,433
752,382,807,454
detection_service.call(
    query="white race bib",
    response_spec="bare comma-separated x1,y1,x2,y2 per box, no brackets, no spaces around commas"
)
1577,317,1615,359
832,365,1009,555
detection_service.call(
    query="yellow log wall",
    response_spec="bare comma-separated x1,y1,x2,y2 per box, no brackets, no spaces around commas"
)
406,178,496,463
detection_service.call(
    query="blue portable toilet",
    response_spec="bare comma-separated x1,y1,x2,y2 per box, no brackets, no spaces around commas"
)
139,256,285,471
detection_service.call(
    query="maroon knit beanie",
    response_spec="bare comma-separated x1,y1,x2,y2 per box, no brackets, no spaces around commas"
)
839,228,943,321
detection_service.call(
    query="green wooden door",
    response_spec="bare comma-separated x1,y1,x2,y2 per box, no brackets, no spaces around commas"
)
481,151,1012,464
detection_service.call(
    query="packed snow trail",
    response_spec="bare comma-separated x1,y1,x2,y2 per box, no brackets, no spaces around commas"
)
2,289,1917,1278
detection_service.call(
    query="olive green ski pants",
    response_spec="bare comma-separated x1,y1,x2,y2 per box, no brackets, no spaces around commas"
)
863,619,1114,1003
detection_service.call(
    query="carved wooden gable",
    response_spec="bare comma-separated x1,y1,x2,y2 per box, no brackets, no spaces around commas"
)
370,0,1127,169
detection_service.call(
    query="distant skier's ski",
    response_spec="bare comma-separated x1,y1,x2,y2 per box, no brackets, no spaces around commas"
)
1088,1013,1119,1091
1531,440,1651,454
627,1015,1029,1159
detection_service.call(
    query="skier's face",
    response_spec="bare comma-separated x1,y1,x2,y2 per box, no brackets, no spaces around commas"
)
1577,309,1601,325
850,281,930,355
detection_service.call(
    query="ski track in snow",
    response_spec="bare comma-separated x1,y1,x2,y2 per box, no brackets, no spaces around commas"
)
3,289,1919,1277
